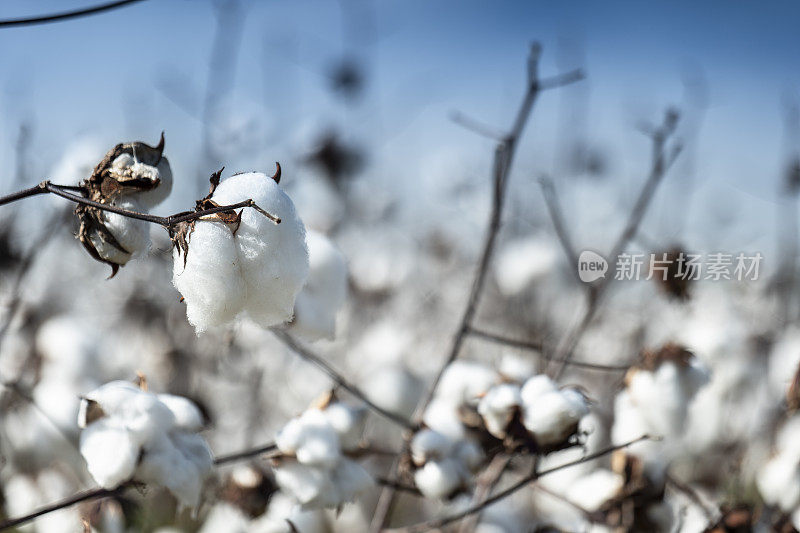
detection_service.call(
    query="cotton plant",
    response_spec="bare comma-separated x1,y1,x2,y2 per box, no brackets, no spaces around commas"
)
172,170,309,333
77,380,213,510
270,393,373,509
288,230,348,342
757,413,800,527
76,135,173,275
409,428,483,499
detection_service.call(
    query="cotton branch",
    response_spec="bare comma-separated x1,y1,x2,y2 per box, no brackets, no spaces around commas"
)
270,329,416,430
539,175,580,277
386,435,651,532
0,0,147,28
370,44,585,532
548,109,682,379
0,180,281,226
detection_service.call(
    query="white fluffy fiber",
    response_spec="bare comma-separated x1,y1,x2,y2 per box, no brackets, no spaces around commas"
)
521,380,589,448
273,401,372,509
757,415,800,512
111,151,173,209
91,197,151,266
477,383,521,438
290,230,348,342
411,428,482,499
173,172,309,332
78,381,212,509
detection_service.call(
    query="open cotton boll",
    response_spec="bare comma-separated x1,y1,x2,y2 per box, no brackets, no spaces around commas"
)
520,374,559,406
173,172,309,332
498,353,537,383
414,458,463,499
566,469,625,512
211,172,309,325
437,361,498,405
422,398,467,440
410,429,482,498
276,409,341,468
272,457,373,509
78,381,213,509
478,383,522,438
411,428,453,465
109,151,174,209
173,220,245,332
290,231,348,342
522,387,589,447
157,394,205,432
322,403,366,452
757,452,800,512
89,197,150,266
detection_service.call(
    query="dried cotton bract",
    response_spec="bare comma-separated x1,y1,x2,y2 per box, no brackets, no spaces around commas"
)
271,396,372,509
77,381,212,510
76,135,173,276
172,171,309,332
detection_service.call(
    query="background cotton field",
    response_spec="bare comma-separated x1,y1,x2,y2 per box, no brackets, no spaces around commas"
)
1,1,800,532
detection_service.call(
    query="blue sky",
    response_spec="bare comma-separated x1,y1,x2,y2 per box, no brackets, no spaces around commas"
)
0,0,798,230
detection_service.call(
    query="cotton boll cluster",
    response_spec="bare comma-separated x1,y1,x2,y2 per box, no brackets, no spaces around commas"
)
410,428,482,499
289,231,348,342
172,171,309,332
78,381,213,510
272,396,372,509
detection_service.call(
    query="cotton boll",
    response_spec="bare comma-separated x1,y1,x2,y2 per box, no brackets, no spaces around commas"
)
273,461,330,507
566,469,624,512
80,420,140,488
414,458,463,499
411,429,453,465
210,172,309,326
89,197,150,266
137,432,213,509
173,220,246,332
157,394,205,431
291,231,348,342
250,492,329,533
478,383,522,438
132,158,173,209
422,398,466,440
322,403,366,452
498,353,537,383
276,409,341,468
520,375,558,406
326,459,374,505
437,361,498,405
198,503,250,533
522,388,589,447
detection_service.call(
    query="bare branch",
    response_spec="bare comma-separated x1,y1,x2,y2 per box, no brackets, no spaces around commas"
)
270,329,416,431
0,485,129,530
467,326,631,372
539,175,580,275
0,0,147,28
213,443,279,466
386,435,651,532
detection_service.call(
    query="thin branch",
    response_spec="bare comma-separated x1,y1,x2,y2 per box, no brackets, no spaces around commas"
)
271,329,416,431
0,181,281,226
450,111,506,141
387,435,651,532
548,110,682,379
0,0,147,28
0,485,128,530
213,443,279,466
375,477,422,496
467,326,631,371
458,454,513,533
539,175,580,276
665,474,717,521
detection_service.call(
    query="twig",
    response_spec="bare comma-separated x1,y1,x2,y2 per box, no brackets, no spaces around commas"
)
375,477,422,496
385,435,651,532
450,111,506,141
0,0,147,28
213,442,279,466
270,329,416,431
539,175,580,276
458,454,513,533
372,44,584,531
0,181,281,226
548,110,682,379
0,485,128,531
467,326,631,371
665,474,717,521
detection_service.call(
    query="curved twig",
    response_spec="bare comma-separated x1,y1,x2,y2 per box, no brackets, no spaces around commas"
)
0,0,147,28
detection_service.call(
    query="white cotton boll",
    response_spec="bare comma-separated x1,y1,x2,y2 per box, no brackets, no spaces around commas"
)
157,394,205,431
137,432,213,509
566,470,624,512
80,420,140,488
273,461,330,507
520,374,558,406
437,361,498,405
422,398,466,440
522,388,589,447
132,158,173,209
90,197,150,266
290,231,348,342
210,172,309,327
494,237,559,296
173,220,246,332
323,403,365,452
414,458,463,499
411,429,453,465
327,459,374,505
478,383,522,438
250,492,329,533
757,453,800,511
198,503,250,533
276,409,341,468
